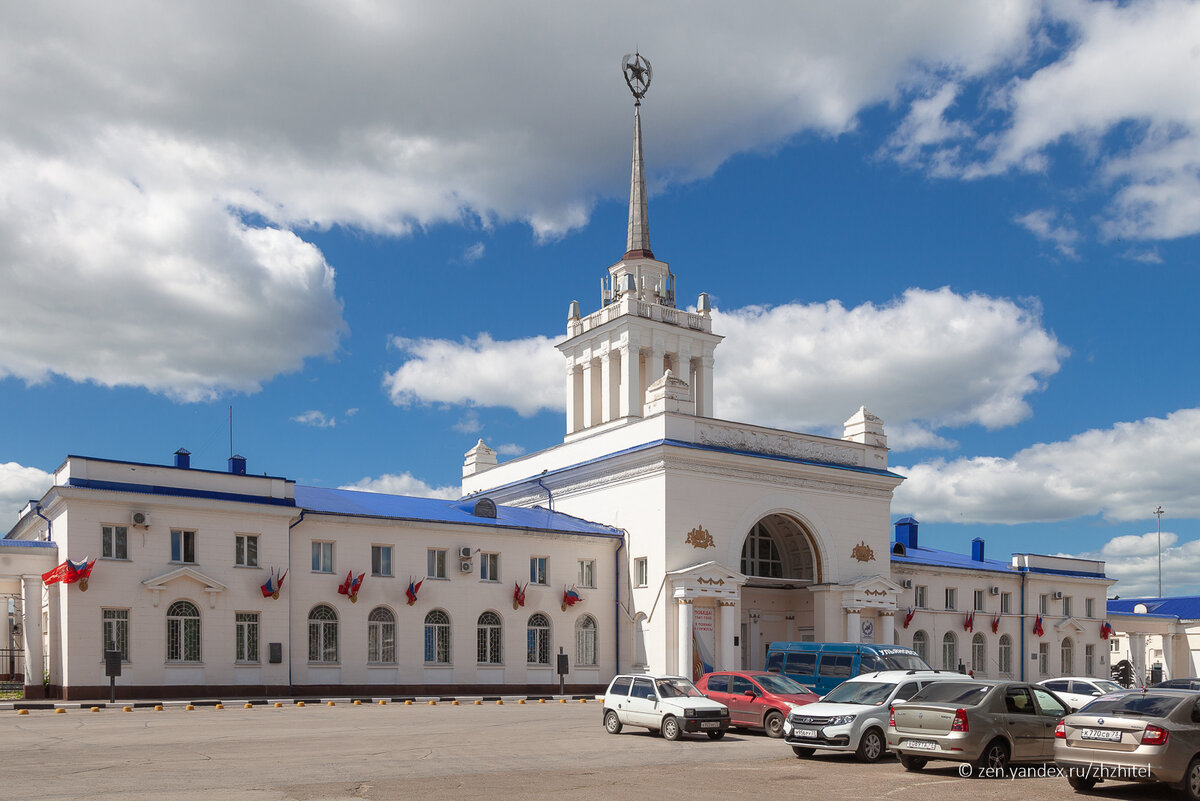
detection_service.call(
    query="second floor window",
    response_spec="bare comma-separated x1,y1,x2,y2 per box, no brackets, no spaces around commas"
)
914,585,928,608
102,525,128,560
1085,598,1095,618
530,556,548,585
234,534,258,567
1062,596,1072,617
371,545,393,577
1000,592,1012,614
634,558,648,588
312,541,333,573
427,548,447,579
171,530,197,564
973,589,985,611
945,588,957,611
577,559,596,588
480,552,499,582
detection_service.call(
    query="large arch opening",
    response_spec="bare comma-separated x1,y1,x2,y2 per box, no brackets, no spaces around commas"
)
738,513,823,669
739,514,820,584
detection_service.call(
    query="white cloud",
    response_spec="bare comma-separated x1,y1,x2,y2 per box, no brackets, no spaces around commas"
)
883,82,972,168
1014,209,1080,259
0,462,53,524
895,407,1200,524
452,412,482,434
1065,531,1200,597
339,472,459,501
292,410,336,428
495,443,526,457
345,407,359,417
462,242,485,263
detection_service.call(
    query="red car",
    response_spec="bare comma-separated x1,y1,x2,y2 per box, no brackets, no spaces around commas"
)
696,670,819,737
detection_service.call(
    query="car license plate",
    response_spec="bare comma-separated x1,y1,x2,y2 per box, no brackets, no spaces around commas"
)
700,721,720,729
1080,729,1122,742
794,728,818,739
905,739,936,751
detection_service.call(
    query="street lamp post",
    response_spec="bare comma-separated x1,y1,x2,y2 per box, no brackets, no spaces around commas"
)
1154,506,1165,598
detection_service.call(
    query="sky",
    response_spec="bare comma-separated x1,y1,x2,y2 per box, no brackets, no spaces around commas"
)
1,1,1198,598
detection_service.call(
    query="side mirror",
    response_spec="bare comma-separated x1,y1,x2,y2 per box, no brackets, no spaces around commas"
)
892,698,906,705
744,690,757,699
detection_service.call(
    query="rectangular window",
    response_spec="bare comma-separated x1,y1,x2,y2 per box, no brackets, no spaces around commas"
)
101,525,128,560
974,589,985,611
101,608,129,661
234,534,258,567
480,552,499,582
311,541,333,573
945,588,957,611
1000,592,1012,614
371,545,393,577
1038,642,1049,675
577,559,596,589
1085,598,1095,618
634,558,648,588
914,585,928,609
235,612,259,663
1062,596,1072,617
170,529,197,563
1038,594,1048,614
427,548,447,579
530,556,548,585
1085,644,1095,675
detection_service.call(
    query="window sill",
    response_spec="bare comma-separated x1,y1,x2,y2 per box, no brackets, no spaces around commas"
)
168,561,199,566
367,662,397,668
99,556,130,562
312,570,334,575
232,564,262,570
526,663,552,669
476,662,505,668
425,576,450,581
371,574,393,579
165,661,204,667
480,579,500,584
307,662,340,667
234,661,261,667
423,663,452,668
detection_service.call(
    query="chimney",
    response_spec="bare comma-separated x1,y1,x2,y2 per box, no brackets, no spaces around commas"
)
228,455,247,475
174,448,191,469
894,517,919,550
972,537,985,562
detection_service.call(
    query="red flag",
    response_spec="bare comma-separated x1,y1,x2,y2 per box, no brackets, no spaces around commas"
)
903,606,914,629
1100,620,1113,639
337,570,354,596
1033,614,1044,637
964,611,974,632
42,558,95,587
513,581,527,608
405,578,423,605
991,614,1000,634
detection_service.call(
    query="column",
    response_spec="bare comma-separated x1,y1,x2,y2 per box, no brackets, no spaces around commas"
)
565,365,582,434
1163,632,1177,680
619,344,640,418
880,611,895,645
697,355,715,418
1129,633,1146,685
719,601,738,670
21,576,43,699
599,348,613,424
677,596,694,678
846,608,861,644
580,358,595,430
650,345,666,387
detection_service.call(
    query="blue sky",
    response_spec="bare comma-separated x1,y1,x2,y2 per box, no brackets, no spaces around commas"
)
2,1,1199,596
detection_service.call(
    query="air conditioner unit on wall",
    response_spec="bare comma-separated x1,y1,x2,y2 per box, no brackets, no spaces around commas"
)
130,510,151,527
990,586,1001,595
1054,591,1064,600
459,561,473,573
458,546,473,560
900,579,913,589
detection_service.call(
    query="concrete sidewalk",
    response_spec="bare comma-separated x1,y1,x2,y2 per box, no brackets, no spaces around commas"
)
1,692,602,710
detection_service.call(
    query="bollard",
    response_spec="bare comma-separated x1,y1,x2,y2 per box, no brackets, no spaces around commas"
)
275,702,283,708
55,708,65,714
353,699,361,705
451,700,459,706
538,698,545,703
215,703,223,710
122,706,132,712
155,705,164,711
91,706,100,712
297,701,306,707
518,699,525,704
428,700,436,706
17,709,28,715
244,703,253,709
378,700,386,705
327,701,335,707
404,700,412,706
185,704,195,711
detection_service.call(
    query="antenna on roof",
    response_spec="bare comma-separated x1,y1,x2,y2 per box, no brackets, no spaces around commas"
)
229,405,233,459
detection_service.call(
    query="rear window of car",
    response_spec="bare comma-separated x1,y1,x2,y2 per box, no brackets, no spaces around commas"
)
910,682,990,705
1043,680,1071,692
1081,693,1184,718
765,652,784,673
609,676,632,696
785,652,816,675
705,674,729,693
818,654,854,678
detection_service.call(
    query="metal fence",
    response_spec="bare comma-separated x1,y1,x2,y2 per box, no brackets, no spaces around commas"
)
0,648,24,693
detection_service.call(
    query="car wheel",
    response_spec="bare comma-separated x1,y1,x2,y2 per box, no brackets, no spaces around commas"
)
972,739,1009,777
661,716,681,741
899,754,926,772
1066,774,1098,793
1184,757,1200,801
604,710,622,735
707,730,726,740
791,746,814,758
855,728,885,763
763,710,785,739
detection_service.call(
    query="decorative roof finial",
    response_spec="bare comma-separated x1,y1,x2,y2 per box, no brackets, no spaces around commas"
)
621,52,653,260
622,52,652,105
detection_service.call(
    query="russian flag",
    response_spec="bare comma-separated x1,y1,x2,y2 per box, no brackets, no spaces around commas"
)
406,578,423,605
563,587,581,607
260,571,276,598
1100,620,1113,639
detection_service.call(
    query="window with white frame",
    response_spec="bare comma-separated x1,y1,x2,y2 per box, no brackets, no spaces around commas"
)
477,611,502,664
311,541,334,573
480,552,499,582
634,558,648,588
974,589,985,611
740,523,784,578
945,588,957,611
371,545,393,577
170,530,197,564
972,633,986,676
1085,643,1095,675
166,600,201,662
1039,594,1049,615
914,585,928,609
998,634,1013,675
577,559,596,589
427,548,447,579
101,608,129,661
308,605,338,663
1038,642,1049,675
425,609,451,664
575,615,597,666
1061,637,1074,674
911,630,928,664
527,613,551,665
942,631,958,671
1062,596,1072,617
530,556,548,585
1001,592,1012,614
368,606,395,663
235,612,259,662
101,525,128,560
1085,598,1095,618
234,534,258,567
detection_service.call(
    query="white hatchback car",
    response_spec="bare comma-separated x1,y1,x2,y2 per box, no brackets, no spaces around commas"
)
603,674,731,740
1037,676,1126,711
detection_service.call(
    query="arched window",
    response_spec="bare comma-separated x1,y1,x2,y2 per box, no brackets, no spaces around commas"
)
166,600,200,662
632,613,648,667
477,611,502,664
911,630,929,665
527,613,551,665
424,609,451,664
308,604,338,663
998,634,1013,675
575,615,598,667
972,633,986,676
367,606,395,664
1061,637,1074,675
741,523,784,578
942,631,958,671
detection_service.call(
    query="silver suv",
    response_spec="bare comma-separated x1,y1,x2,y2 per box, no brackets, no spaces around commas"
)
603,674,731,741
784,670,951,762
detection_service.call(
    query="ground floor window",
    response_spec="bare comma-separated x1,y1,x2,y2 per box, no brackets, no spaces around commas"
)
102,608,129,661
308,604,338,663
575,615,597,666
166,600,201,662
911,630,928,664
1085,643,1095,675
235,612,259,662
425,610,451,664
942,631,957,671
527,613,550,665
1039,642,1049,675
999,634,1013,675
477,611,502,664
368,607,395,663
1061,637,1074,675
971,633,986,676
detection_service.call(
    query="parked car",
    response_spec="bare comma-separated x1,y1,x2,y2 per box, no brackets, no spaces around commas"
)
1054,688,1200,798
602,674,731,741
696,670,818,737
1153,677,1200,691
783,670,953,762
765,642,932,695
1038,677,1127,711
887,679,1070,775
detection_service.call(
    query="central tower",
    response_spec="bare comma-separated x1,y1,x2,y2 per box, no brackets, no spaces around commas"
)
557,53,723,437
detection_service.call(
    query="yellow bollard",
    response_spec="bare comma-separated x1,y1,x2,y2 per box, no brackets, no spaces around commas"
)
428,700,436,706
90,706,100,712
451,700,459,706
404,700,412,705
17,709,28,715
244,703,253,709
185,704,195,711
474,699,482,705
297,701,306,707
496,699,503,705
155,705,164,711
214,703,223,710
538,698,545,704
275,702,283,708
580,698,587,704
327,701,335,706
378,700,386,705
559,699,566,704
122,706,132,712
55,708,65,714
353,699,361,705
518,699,526,704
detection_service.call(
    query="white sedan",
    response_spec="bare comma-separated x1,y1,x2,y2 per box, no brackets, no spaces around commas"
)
1037,677,1127,711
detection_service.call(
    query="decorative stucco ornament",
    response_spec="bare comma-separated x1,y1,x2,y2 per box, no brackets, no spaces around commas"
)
851,541,876,562
685,525,715,549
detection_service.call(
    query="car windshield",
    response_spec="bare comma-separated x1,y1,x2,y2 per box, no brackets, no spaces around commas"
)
754,674,813,695
1079,692,1184,718
656,678,703,698
910,682,990,705
822,681,894,706
1090,680,1123,694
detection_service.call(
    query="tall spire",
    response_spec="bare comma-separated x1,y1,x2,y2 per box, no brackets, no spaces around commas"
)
622,52,653,260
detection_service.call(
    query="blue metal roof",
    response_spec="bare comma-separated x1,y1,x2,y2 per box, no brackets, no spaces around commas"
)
891,544,1015,574
294,485,623,538
0,539,57,548
1107,596,1200,620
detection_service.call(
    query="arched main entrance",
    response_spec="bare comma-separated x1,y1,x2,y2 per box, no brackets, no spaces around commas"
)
738,514,822,668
